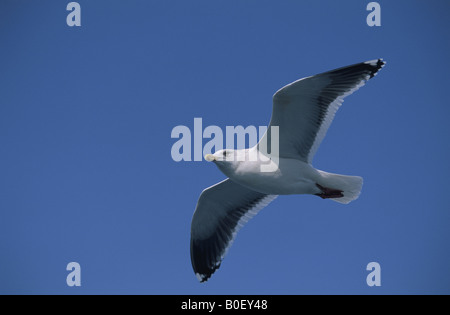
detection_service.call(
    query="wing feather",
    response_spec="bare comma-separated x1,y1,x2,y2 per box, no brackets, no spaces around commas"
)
258,59,386,163
190,179,277,282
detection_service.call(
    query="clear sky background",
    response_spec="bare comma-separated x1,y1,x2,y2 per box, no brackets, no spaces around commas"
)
0,0,449,294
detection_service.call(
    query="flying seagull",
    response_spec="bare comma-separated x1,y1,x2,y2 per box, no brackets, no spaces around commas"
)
190,59,386,282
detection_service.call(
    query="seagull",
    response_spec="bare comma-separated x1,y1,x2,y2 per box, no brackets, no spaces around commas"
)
190,59,386,282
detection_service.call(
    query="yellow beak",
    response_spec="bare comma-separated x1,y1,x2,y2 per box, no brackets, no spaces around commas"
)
205,154,216,162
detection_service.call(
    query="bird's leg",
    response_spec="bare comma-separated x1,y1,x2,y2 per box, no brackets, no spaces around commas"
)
315,183,344,199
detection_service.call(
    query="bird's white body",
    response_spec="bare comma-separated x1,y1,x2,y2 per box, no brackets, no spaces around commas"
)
235,158,320,195
214,147,321,196
210,146,362,203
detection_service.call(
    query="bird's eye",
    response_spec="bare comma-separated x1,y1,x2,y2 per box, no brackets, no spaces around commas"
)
222,151,227,157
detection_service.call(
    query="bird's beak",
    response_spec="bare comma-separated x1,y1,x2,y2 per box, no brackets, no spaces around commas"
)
205,154,216,162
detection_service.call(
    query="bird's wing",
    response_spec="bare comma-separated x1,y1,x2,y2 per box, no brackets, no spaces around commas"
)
258,59,385,164
190,178,277,282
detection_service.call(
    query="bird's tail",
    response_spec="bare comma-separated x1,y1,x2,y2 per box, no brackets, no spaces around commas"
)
318,171,363,204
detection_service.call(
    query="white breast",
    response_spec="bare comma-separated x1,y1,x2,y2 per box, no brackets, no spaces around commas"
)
229,154,321,195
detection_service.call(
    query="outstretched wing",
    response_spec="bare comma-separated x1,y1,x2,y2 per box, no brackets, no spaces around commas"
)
259,59,386,163
190,179,277,282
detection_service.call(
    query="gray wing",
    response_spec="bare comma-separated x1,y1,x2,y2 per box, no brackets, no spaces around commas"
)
190,179,277,282
259,59,386,163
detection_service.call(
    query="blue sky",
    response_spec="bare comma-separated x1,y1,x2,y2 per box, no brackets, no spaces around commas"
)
0,0,449,294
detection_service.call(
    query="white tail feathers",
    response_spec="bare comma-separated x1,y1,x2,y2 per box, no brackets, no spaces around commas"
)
318,171,363,204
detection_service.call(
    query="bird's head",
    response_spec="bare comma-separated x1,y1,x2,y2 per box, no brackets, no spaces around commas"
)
205,149,242,175
205,149,238,163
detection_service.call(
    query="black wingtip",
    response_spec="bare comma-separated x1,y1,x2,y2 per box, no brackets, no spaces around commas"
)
190,236,223,283
195,262,221,283
196,269,216,283
366,58,386,78
194,259,221,283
